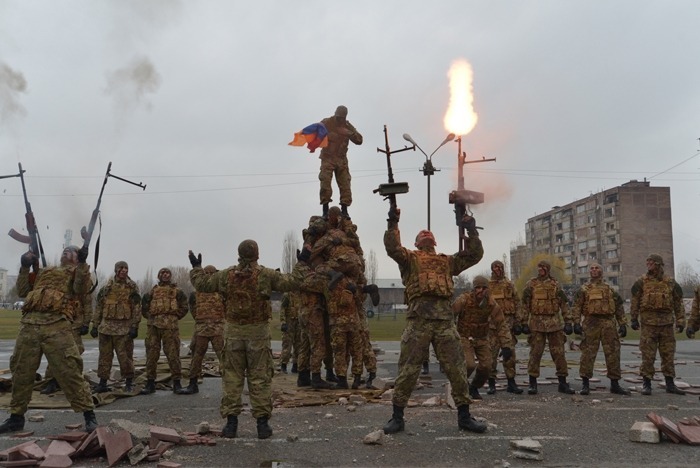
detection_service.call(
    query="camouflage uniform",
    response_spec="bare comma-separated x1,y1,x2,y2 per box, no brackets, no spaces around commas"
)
94,274,141,381
358,305,377,375
689,286,700,334
280,292,301,370
488,270,521,381
188,290,225,379
44,293,92,382
296,262,329,374
318,106,363,207
327,277,363,379
141,269,189,381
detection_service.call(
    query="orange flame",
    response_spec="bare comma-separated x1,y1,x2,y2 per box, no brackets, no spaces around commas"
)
443,59,478,136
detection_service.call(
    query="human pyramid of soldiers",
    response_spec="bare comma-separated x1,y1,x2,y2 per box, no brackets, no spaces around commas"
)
2,105,700,440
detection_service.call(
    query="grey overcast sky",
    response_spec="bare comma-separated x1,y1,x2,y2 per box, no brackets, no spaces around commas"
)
1,0,699,284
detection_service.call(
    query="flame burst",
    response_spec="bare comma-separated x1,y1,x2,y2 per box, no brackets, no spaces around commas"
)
443,59,478,136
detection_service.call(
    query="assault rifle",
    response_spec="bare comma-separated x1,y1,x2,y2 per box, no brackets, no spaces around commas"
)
374,125,411,220
5,163,47,270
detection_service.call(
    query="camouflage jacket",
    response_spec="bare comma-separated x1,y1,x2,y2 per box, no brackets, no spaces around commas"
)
630,272,684,327
295,261,329,322
689,286,700,331
189,291,225,336
94,277,141,335
280,291,301,322
326,277,359,327
488,277,522,329
142,282,188,330
522,276,572,333
72,293,93,330
319,115,362,161
572,278,626,326
453,291,511,347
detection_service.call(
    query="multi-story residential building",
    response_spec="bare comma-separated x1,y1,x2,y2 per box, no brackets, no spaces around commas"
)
510,180,673,300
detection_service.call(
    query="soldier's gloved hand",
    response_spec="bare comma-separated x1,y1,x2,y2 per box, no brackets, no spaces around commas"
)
128,327,138,339
500,347,513,361
331,237,342,246
388,207,400,228
563,323,573,335
20,251,38,268
90,327,99,338
687,327,696,339
281,323,288,333
188,250,202,268
618,324,627,338
512,324,523,336
77,245,89,264
460,214,479,237
676,324,685,334
79,325,89,336
297,246,312,263
521,324,531,335
630,318,640,331
573,323,583,335
346,282,357,294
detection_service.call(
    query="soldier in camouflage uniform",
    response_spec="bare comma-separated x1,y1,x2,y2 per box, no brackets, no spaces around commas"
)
140,267,192,395
521,260,575,395
687,286,700,401
572,263,630,396
327,276,364,389
279,291,301,374
357,301,378,389
453,276,513,400
486,260,523,395
382,206,487,435
630,254,686,395
188,240,302,439
319,105,363,219
0,246,98,434
184,265,225,394
91,261,141,393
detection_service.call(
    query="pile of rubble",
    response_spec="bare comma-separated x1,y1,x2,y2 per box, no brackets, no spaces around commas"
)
630,412,700,445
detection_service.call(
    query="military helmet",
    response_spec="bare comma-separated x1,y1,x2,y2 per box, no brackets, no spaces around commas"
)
491,260,504,270
64,245,80,255
647,253,664,266
472,276,489,288
204,265,217,274
414,230,436,248
537,260,551,273
238,239,259,261
157,267,171,280
335,105,348,118
114,260,129,273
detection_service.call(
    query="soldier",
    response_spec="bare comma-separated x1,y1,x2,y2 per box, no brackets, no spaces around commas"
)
630,254,686,395
279,291,300,374
572,263,630,395
357,302,378,389
521,260,575,395
453,276,513,400
0,246,98,434
486,260,523,394
184,265,225,394
188,240,301,439
91,261,141,393
140,267,192,395
382,206,487,435
687,286,700,401
318,105,363,219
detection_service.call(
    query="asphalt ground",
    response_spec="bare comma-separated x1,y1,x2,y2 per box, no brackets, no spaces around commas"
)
0,338,699,467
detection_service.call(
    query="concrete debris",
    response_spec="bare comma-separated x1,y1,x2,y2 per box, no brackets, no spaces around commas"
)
421,396,441,407
380,389,394,400
512,449,544,461
348,395,366,405
195,422,210,434
363,430,384,445
338,397,348,405
667,405,679,411
286,434,299,443
346,405,357,412
510,438,543,461
571,395,584,403
629,421,660,444
27,415,44,423
324,413,334,419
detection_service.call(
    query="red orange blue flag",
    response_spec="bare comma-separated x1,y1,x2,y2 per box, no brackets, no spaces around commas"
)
288,123,329,153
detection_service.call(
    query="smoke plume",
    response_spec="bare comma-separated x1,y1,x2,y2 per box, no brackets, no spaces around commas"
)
0,62,27,125
104,56,161,133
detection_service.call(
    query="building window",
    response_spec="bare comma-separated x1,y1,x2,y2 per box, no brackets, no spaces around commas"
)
578,241,587,252
589,252,597,260
576,204,585,214
606,222,615,231
555,234,563,243
606,250,618,259
587,239,596,248
562,220,571,229
605,193,618,204
564,244,574,252
607,235,616,245
604,207,615,217
607,276,618,285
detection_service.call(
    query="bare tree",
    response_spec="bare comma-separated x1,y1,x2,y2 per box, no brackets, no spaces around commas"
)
169,265,194,297
676,261,700,296
137,267,154,295
281,229,300,273
365,249,378,285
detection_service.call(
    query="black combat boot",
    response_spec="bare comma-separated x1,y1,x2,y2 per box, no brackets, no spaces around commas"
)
256,416,273,439
221,415,238,438
457,405,487,433
291,363,298,374
580,377,590,395
83,410,98,433
174,379,193,395
280,363,288,374
325,368,338,383
558,376,575,394
421,361,430,375
506,378,523,394
486,378,496,395
40,379,60,395
351,374,362,389
140,379,156,395
124,378,134,393
297,370,311,387
665,376,686,395
322,203,329,219
366,371,376,389
311,372,333,389
184,377,199,394
383,405,405,434
469,384,483,400
610,379,631,396
527,375,538,395
336,375,349,389
641,377,652,395
341,204,350,219
94,378,110,393
0,414,25,434
362,284,381,307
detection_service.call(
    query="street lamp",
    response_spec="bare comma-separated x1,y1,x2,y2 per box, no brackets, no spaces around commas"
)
403,132,455,230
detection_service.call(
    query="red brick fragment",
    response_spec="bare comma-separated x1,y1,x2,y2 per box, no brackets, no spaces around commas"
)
38,454,72,468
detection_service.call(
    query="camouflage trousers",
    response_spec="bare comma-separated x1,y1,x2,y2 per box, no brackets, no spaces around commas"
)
461,337,491,388
330,323,363,377
9,320,94,415
393,317,471,408
220,324,273,420
359,314,377,373
296,320,311,373
280,317,300,366
579,317,621,380
489,332,517,379
144,325,182,380
97,333,135,380
190,333,224,379
45,327,84,380
527,330,568,377
639,324,676,378
300,306,329,373
319,156,352,206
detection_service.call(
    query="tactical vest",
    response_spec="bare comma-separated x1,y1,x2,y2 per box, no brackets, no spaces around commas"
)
582,282,615,316
640,276,674,311
194,291,225,321
23,266,75,319
529,278,559,315
149,285,178,316
489,280,517,314
456,294,491,339
226,266,270,325
405,251,453,302
103,281,135,320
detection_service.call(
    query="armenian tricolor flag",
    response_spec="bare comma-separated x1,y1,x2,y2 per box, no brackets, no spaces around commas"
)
288,123,329,153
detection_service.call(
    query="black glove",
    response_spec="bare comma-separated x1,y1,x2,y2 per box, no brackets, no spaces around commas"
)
676,324,685,334
388,207,400,228
618,324,627,338
20,251,37,268
563,323,573,335
573,323,583,335
297,246,312,263
77,245,89,264
79,325,89,336
128,327,138,339
521,324,531,335
512,324,523,336
346,282,357,294
281,323,288,333
630,318,640,331
687,327,696,339
188,250,202,268
331,237,342,246
500,347,513,361
90,327,99,338
461,214,478,237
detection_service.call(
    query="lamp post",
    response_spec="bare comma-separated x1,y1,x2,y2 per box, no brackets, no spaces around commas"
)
403,133,455,230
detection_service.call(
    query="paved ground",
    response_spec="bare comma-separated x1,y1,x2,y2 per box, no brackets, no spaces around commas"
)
1,338,699,467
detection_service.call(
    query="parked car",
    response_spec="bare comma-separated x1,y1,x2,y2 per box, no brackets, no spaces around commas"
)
13,301,24,310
